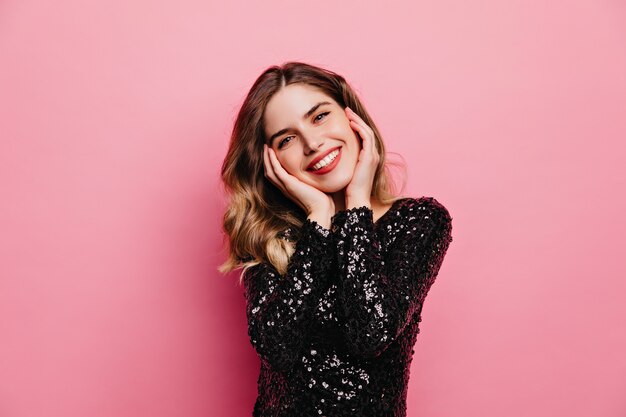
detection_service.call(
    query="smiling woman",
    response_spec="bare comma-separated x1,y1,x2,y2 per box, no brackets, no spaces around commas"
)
262,83,363,213
218,62,453,417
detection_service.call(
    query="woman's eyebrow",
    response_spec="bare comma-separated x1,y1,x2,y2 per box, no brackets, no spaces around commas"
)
267,101,332,146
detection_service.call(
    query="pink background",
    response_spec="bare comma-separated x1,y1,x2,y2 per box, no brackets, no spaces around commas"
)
1,1,625,416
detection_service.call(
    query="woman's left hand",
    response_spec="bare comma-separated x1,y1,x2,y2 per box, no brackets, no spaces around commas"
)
344,106,380,207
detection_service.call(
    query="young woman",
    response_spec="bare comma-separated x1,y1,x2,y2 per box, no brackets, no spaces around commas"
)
219,62,453,417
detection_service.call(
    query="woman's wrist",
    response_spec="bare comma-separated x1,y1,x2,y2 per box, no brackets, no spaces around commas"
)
346,197,371,211
307,211,332,230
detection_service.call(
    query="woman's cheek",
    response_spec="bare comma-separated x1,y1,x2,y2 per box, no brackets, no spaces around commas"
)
326,121,349,138
283,157,300,176
274,154,288,173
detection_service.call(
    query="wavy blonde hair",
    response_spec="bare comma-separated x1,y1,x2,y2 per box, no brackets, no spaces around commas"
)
218,61,407,283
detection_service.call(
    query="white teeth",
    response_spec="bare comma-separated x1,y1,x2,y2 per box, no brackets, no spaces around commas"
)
311,149,339,171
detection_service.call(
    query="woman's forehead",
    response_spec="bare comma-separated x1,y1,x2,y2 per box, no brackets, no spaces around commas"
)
266,84,335,113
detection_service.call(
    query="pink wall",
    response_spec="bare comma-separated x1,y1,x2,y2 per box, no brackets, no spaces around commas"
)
1,1,625,416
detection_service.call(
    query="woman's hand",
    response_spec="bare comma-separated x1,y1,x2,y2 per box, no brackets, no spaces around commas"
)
263,143,335,218
344,107,379,208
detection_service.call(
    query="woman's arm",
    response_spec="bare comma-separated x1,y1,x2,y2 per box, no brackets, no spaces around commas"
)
331,197,453,358
242,219,334,372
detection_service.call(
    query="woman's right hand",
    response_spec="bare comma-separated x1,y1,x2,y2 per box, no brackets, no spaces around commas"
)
263,144,334,218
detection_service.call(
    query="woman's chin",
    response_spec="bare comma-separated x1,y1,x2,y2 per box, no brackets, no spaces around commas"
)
297,165,353,193
312,177,352,194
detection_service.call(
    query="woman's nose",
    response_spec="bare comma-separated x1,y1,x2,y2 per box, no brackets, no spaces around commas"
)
303,134,323,154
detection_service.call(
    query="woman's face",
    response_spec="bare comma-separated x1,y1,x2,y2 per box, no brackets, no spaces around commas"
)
263,83,361,194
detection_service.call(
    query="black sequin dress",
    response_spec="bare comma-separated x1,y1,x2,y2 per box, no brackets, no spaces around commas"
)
242,197,453,417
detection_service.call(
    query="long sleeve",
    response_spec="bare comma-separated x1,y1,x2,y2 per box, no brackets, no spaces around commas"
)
242,219,335,372
331,197,453,358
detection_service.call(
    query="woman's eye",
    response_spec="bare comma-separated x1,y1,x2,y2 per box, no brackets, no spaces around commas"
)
315,112,330,122
277,113,329,149
278,136,294,149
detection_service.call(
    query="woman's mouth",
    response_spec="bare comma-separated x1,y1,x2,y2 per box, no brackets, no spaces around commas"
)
308,148,341,175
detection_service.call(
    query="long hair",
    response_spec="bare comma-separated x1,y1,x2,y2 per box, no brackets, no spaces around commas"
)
218,61,407,283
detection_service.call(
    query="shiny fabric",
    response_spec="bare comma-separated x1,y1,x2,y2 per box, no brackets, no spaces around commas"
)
242,197,453,417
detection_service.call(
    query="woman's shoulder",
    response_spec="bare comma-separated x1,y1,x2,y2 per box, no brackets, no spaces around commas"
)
395,196,453,223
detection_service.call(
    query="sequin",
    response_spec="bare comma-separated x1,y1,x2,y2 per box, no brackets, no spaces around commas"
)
243,197,453,416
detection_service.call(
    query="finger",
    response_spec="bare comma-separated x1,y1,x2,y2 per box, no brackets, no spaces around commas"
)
350,119,380,168
263,145,269,175
346,108,379,159
263,145,274,179
349,119,373,152
264,145,284,189
268,147,290,187
346,107,375,137
268,149,304,207
346,111,374,149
